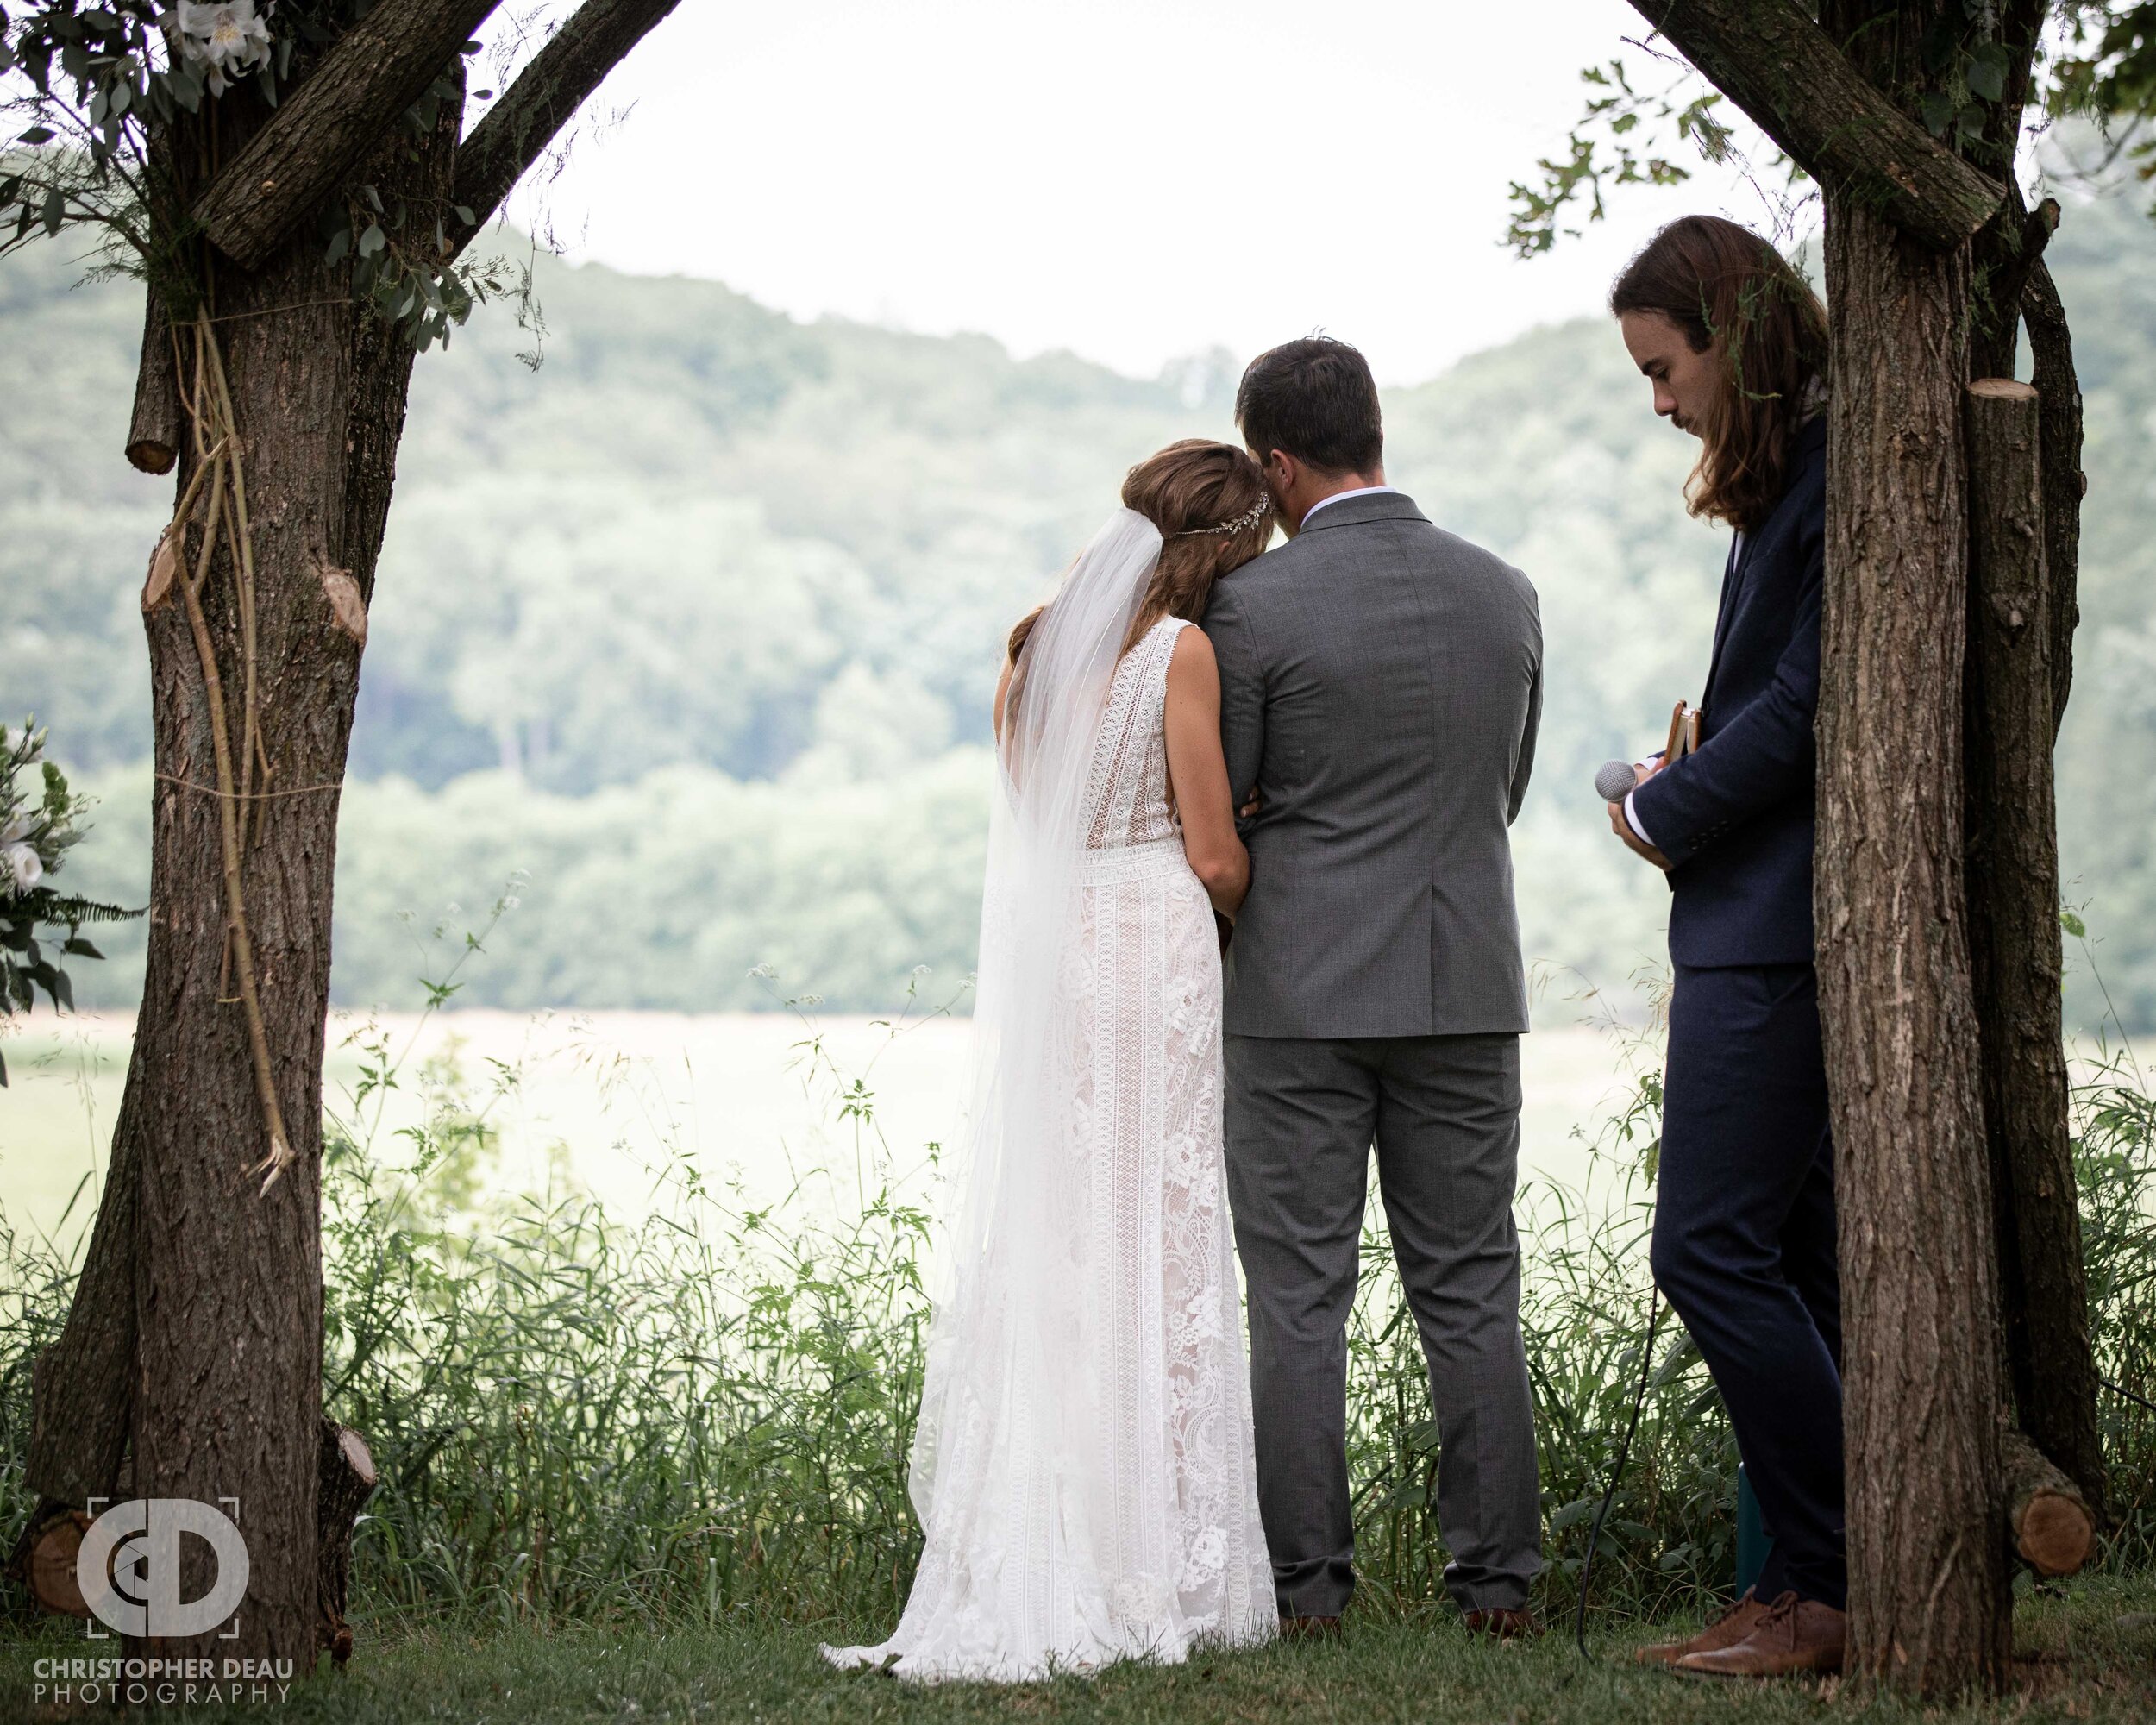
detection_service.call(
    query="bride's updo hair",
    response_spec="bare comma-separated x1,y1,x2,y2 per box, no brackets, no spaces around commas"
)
1006,439,1273,668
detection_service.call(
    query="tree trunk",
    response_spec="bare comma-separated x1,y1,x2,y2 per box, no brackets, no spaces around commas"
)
1818,150,2009,1725
1813,4,2013,1697
16,0,678,1672
10,70,461,1672
1962,378,2106,1513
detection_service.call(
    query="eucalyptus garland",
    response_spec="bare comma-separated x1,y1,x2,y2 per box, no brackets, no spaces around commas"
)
0,0,513,349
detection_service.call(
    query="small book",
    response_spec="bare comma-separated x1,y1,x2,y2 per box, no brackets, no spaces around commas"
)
1663,700,1702,764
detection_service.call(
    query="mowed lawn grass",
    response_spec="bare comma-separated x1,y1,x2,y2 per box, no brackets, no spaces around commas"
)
5,1577,2153,1725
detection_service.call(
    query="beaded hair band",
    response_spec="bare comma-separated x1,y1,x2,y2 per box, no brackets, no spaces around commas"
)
1173,493,1272,537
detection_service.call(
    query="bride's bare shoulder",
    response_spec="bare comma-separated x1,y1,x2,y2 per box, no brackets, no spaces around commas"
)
1166,620,1217,687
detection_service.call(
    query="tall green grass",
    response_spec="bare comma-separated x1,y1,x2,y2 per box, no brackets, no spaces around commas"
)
0,920,2150,1637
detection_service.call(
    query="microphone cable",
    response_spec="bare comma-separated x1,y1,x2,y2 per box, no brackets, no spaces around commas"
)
1573,1285,1663,1660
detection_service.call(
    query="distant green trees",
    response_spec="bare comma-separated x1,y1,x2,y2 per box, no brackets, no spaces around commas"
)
11,191,2156,1024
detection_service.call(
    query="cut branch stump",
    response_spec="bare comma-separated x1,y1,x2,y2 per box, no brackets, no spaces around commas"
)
316,1419,379,1666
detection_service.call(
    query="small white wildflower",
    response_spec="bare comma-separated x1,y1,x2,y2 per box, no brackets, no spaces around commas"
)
747,963,776,981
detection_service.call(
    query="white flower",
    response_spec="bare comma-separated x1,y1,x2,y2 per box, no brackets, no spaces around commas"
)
168,1,275,95
3,843,42,895
3,725,41,764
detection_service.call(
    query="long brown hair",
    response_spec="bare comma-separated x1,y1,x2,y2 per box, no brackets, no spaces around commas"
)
1610,215,1828,532
1005,439,1273,672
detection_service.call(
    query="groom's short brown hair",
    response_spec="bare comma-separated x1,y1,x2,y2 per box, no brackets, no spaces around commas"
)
1235,336,1383,476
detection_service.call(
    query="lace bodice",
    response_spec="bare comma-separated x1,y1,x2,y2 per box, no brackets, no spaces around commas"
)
1083,615,1189,851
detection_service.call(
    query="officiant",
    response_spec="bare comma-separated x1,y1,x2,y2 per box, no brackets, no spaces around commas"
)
1602,216,1846,1679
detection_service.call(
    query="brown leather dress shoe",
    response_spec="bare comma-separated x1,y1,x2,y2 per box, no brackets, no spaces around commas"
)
1463,1606,1545,1640
1677,1592,1846,1677
1634,1587,1775,1666
1278,1614,1343,1641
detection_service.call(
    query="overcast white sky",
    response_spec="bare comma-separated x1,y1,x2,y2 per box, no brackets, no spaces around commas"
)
492,0,1779,386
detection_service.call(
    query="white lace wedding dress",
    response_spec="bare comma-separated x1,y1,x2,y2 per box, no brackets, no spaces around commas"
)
824,613,1275,1682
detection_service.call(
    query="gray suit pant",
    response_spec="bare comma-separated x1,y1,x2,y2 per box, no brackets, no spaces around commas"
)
1224,1032,1542,1618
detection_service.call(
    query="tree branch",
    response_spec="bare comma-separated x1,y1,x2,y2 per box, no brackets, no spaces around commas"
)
2023,255,2084,737
191,0,504,271
447,0,685,259
1626,0,2007,250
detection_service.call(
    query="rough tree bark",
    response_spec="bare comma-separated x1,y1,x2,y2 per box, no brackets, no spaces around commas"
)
1819,181,2009,1693
16,0,683,1671
1963,373,2106,1514
119,66,467,1666
2023,259,2085,736
1816,1,2011,1693
191,0,504,268
1958,2,2108,1503
316,1420,378,1665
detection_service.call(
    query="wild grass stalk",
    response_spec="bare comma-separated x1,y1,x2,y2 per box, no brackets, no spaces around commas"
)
0,929,2149,1636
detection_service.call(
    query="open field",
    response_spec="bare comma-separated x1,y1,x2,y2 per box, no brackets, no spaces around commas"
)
0,1010,1657,1258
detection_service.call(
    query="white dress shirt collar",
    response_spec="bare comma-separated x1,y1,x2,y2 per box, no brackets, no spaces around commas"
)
1299,484,1401,528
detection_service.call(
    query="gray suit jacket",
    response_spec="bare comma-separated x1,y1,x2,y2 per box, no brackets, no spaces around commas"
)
1203,490,1542,1039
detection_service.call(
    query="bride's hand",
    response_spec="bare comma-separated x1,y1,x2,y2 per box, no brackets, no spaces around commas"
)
1238,790,1262,819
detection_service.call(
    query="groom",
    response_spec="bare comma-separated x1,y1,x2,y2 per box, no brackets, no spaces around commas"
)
1204,337,1545,1637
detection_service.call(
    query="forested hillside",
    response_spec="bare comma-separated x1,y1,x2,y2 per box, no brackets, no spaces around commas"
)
9,190,2153,1024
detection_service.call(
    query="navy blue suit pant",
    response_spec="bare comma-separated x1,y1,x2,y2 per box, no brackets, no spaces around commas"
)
1651,960,1847,1609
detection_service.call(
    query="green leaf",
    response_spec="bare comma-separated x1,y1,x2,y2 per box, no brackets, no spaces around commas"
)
41,185,63,235
19,124,53,145
358,222,385,257
1549,1498,1597,1532
324,224,351,264
61,938,103,960
1650,1332,1704,1388
454,204,476,227
2061,909,2087,939
1920,90,1956,136
1968,43,2009,105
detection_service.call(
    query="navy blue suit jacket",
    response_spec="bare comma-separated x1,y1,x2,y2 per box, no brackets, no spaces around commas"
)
1630,413,1826,968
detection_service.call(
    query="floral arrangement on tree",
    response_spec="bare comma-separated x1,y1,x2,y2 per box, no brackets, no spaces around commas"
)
1,0,510,349
0,719,141,1085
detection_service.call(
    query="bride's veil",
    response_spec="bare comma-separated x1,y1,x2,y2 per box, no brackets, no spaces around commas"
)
906,505,1166,1547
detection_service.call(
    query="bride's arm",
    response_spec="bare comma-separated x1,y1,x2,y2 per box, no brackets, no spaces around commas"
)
1163,626,1250,917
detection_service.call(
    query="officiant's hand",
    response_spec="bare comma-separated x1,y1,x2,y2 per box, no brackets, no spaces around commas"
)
1608,758,1671,870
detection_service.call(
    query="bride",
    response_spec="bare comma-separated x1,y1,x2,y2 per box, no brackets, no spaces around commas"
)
824,440,1280,1682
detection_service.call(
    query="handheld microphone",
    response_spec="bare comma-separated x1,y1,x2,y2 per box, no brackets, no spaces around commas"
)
1594,759,1639,804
